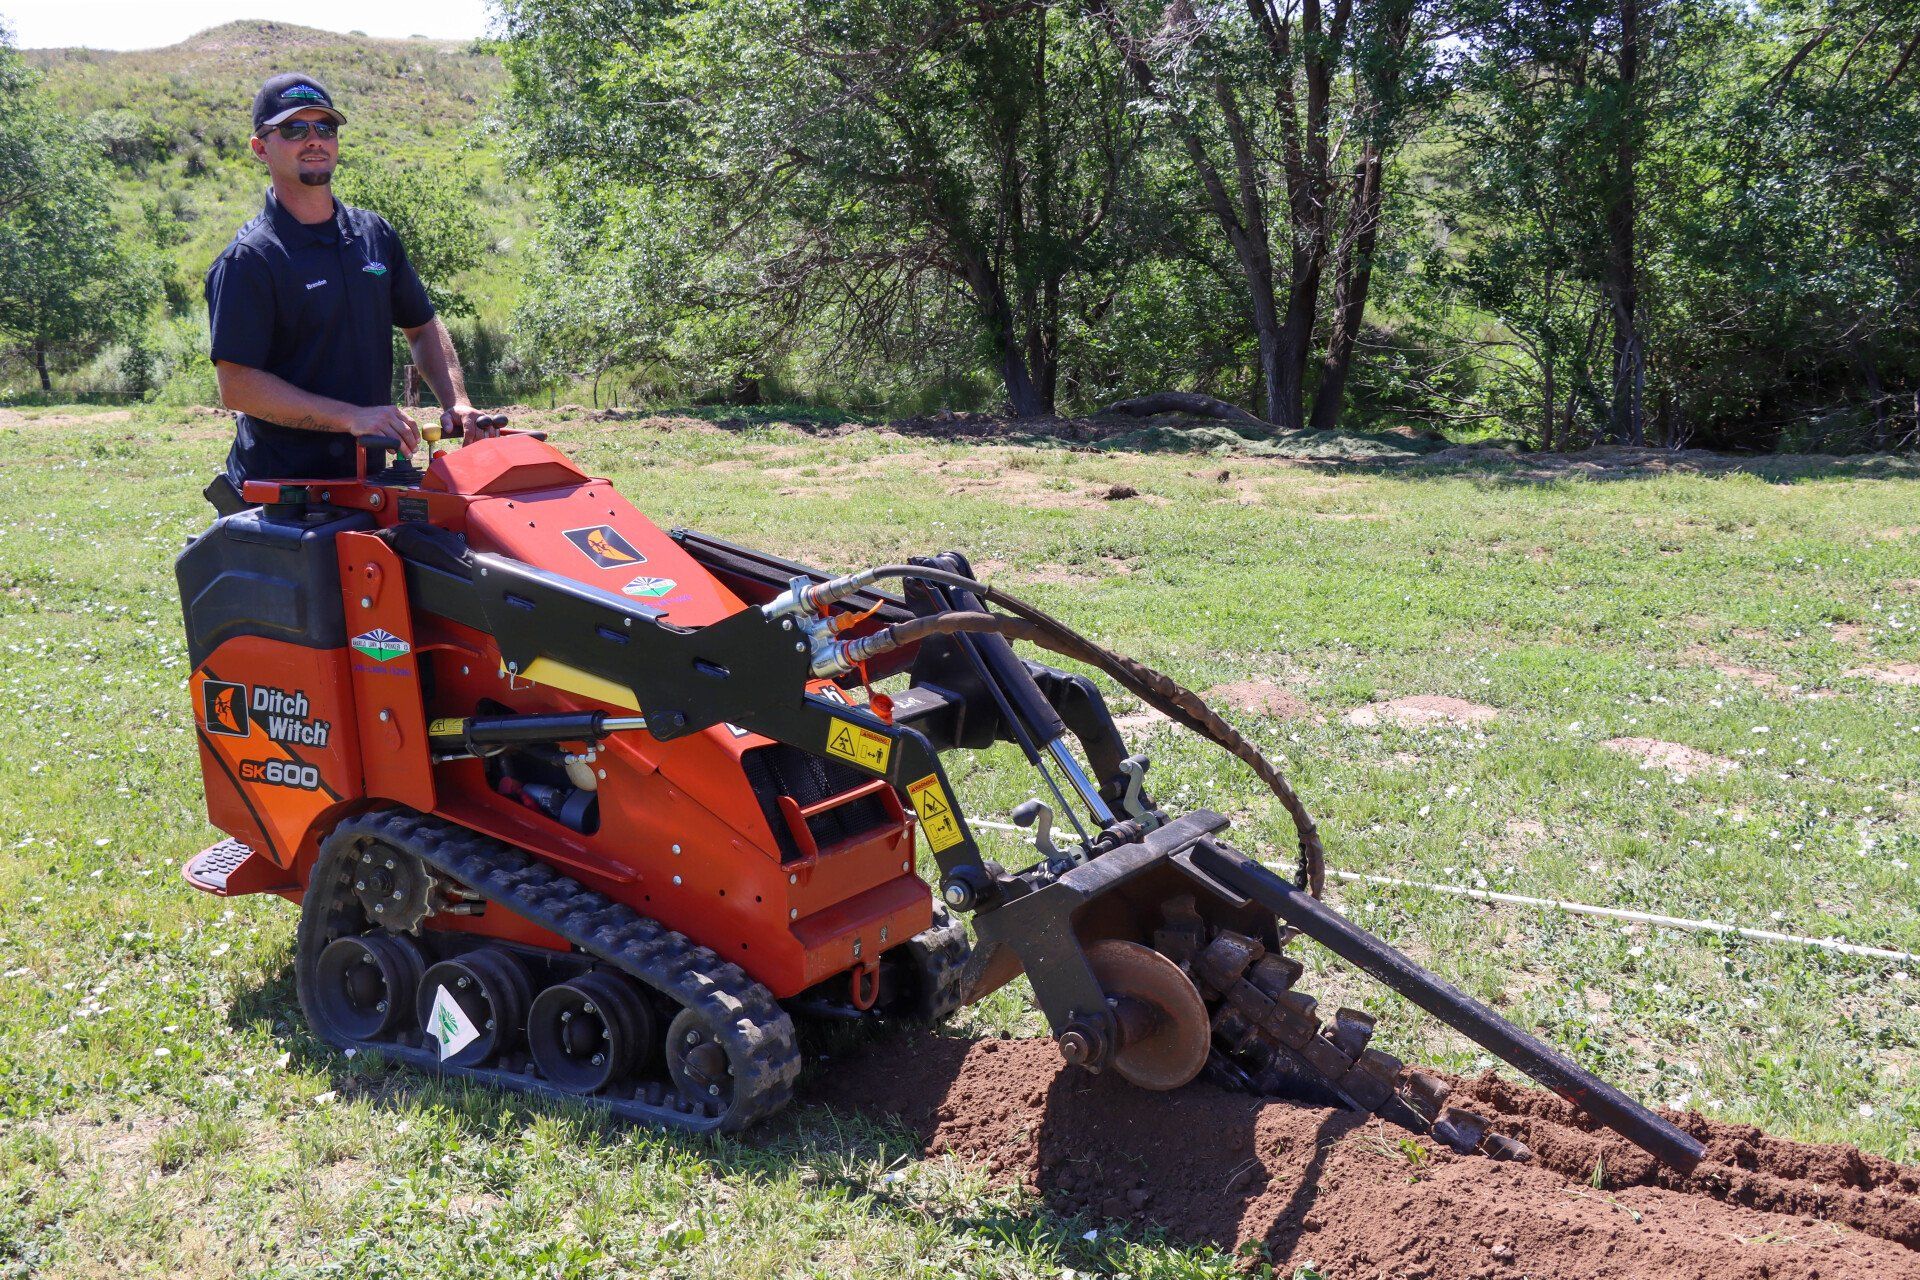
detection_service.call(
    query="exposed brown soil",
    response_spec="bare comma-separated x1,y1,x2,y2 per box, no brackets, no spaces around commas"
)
1685,645,1783,692
811,1032,1920,1279
1207,681,1322,723
0,407,133,431
1604,737,1740,780
1844,663,1920,687
1112,707,1173,734
1344,696,1499,729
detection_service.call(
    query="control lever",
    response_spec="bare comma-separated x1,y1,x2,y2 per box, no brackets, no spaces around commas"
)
437,412,512,442
1117,755,1163,831
1011,798,1072,863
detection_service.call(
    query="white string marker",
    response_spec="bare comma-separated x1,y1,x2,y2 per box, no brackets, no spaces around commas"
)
966,818,1920,965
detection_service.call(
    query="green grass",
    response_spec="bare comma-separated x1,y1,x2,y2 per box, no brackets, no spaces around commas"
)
2,404,1919,1276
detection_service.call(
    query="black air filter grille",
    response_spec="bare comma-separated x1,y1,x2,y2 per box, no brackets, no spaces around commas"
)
741,744,893,863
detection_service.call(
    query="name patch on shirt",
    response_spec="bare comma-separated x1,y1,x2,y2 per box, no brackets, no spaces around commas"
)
305,278,328,290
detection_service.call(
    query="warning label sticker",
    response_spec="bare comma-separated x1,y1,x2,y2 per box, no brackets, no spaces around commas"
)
425,985,479,1060
428,717,464,737
906,774,965,853
824,717,892,773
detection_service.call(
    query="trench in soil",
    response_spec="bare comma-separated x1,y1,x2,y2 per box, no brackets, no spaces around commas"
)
804,1030,1920,1280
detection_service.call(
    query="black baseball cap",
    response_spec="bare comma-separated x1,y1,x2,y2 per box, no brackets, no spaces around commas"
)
252,73,345,135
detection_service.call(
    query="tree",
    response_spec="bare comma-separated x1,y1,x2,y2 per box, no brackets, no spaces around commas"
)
1084,0,1450,431
334,164,487,318
498,0,1148,416
1658,0,1920,449
0,28,59,220
1443,0,1919,451
0,32,156,392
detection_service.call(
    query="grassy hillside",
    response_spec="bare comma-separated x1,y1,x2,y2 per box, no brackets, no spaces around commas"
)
24,21,531,330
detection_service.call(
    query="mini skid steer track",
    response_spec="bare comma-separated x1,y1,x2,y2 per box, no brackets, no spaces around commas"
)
177,422,1703,1168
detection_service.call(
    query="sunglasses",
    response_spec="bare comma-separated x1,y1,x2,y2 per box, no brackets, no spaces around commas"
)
267,120,339,142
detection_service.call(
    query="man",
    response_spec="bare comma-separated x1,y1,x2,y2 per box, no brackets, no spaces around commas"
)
206,73,493,486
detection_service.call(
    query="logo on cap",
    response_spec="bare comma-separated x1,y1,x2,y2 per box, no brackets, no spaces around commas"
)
283,84,328,101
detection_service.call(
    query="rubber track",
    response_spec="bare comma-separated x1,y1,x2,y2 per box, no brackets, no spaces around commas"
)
299,807,801,1134
904,905,972,1023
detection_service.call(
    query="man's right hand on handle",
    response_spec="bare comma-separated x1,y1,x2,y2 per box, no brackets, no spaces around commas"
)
344,404,420,456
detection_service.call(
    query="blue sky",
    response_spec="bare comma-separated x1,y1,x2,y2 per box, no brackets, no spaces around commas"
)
1,1,494,50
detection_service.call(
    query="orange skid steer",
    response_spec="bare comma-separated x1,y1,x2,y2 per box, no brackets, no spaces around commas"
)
176,423,1702,1168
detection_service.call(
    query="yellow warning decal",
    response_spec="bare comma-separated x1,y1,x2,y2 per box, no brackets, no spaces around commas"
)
428,717,465,737
906,773,965,853
824,717,892,773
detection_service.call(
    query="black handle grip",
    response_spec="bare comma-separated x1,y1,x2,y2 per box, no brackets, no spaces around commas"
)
439,413,510,441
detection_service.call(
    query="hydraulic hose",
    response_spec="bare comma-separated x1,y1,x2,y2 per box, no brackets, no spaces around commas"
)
832,568,1326,897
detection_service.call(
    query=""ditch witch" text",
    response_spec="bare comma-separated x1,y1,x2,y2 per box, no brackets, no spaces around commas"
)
253,686,331,748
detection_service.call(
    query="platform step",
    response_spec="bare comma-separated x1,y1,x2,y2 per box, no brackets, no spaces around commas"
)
183,838,285,896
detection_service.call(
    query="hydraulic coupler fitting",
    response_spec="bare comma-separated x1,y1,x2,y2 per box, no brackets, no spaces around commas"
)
760,570,882,622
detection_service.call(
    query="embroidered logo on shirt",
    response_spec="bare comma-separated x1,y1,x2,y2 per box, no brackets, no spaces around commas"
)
305,278,328,290
361,262,388,276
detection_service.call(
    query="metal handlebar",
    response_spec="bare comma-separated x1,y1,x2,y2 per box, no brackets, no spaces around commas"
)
356,412,535,482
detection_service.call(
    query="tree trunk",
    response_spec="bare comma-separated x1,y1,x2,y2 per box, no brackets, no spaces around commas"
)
1000,344,1047,417
1255,307,1286,427
33,340,50,393
1603,0,1646,445
1541,357,1557,451
1274,243,1320,435
993,276,1048,417
1308,147,1386,434
957,237,1051,416
1856,348,1888,449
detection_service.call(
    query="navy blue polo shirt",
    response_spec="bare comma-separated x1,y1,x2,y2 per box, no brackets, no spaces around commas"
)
206,188,435,484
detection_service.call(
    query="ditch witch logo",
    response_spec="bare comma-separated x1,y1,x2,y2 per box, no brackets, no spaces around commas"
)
562,524,647,570
202,680,331,748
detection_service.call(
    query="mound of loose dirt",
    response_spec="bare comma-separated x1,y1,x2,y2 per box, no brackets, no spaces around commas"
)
1604,737,1740,780
1207,681,1321,723
809,1032,1920,1279
1344,696,1499,729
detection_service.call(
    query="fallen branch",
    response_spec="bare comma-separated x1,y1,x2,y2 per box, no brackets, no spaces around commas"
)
1095,391,1271,428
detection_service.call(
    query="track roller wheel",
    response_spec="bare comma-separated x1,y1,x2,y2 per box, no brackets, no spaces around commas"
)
527,970,657,1095
313,933,424,1041
417,949,532,1067
665,1007,740,1117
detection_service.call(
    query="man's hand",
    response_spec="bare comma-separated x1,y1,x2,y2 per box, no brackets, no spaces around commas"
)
443,402,493,440
344,404,420,456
